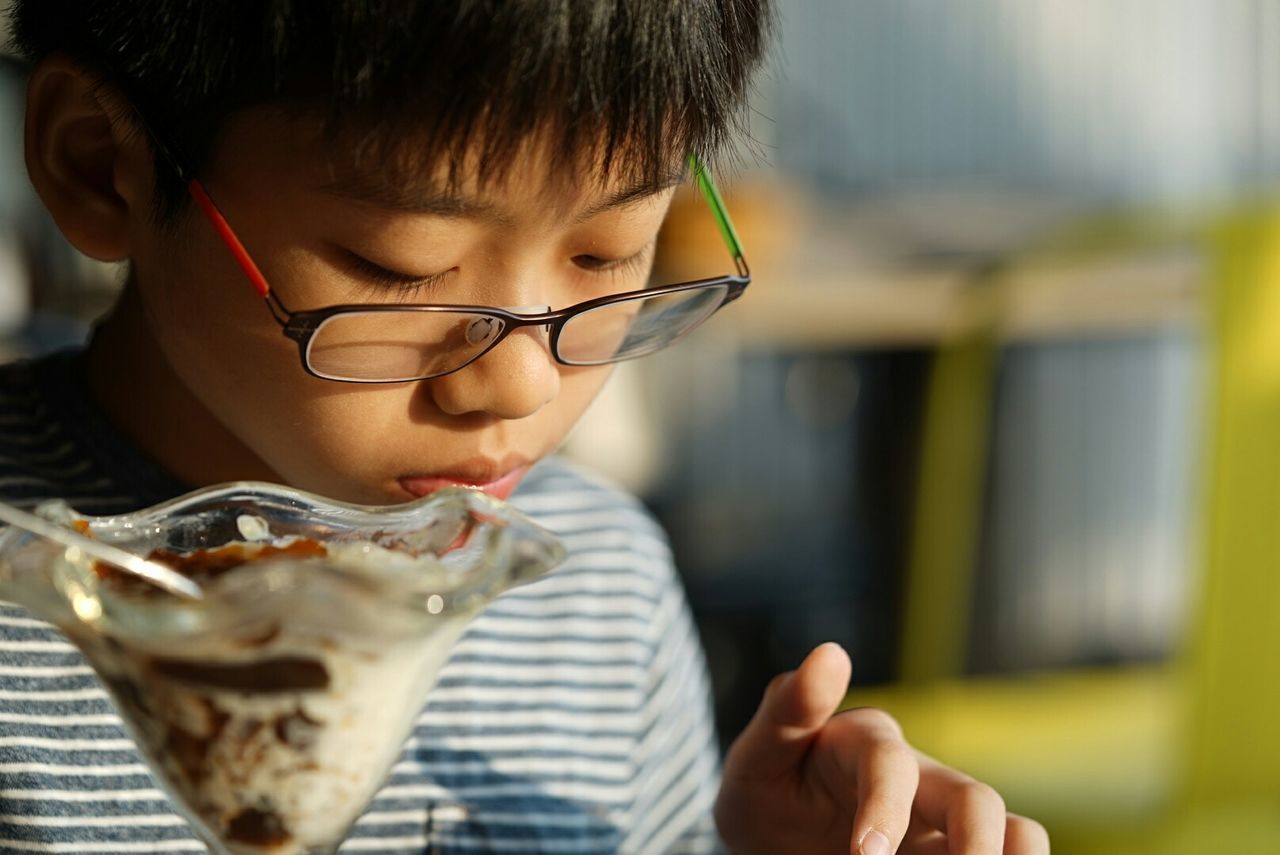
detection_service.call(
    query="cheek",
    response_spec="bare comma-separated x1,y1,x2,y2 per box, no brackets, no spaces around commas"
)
273,386,423,492
295,387,413,454
139,226,289,366
155,291,299,413
136,242,320,442
557,364,616,422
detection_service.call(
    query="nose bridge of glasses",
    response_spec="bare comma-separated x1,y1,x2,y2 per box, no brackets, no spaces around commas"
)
500,305,554,337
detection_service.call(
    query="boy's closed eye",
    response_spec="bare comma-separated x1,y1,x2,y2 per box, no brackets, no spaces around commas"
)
570,244,654,276
340,250,452,295
335,242,658,302
314,169,677,299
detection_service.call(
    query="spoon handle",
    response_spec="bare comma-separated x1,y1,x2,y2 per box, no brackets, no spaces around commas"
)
0,501,203,600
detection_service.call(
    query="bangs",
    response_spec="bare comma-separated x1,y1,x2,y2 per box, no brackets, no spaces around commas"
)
306,1,769,190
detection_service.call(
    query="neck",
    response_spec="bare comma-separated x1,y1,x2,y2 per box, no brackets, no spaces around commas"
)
87,279,281,489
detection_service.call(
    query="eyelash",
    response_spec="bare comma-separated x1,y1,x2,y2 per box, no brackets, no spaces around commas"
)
344,253,447,295
574,246,653,278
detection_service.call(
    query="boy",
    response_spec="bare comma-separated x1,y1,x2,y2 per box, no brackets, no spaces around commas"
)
2,2,1048,853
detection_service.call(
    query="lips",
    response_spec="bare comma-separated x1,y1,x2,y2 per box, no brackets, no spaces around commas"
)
397,456,532,501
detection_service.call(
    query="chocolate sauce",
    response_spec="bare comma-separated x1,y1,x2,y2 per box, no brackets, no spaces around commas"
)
92,539,329,596
226,806,291,846
164,699,230,786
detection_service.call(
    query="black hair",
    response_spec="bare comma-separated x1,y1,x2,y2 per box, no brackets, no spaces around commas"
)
7,0,773,221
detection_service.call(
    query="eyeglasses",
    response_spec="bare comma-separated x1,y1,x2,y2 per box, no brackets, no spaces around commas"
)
143,117,751,384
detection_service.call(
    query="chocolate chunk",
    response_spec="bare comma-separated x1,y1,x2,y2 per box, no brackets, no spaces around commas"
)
226,806,291,846
150,657,330,692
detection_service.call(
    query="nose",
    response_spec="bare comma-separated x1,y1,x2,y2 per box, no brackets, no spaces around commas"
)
427,323,560,419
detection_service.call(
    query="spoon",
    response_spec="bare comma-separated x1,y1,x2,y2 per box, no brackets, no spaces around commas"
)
0,500,203,600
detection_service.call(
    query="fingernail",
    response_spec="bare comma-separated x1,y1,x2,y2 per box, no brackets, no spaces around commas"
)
859,828,891,855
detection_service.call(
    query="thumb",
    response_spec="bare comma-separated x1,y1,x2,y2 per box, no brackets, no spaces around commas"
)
724,642,853,781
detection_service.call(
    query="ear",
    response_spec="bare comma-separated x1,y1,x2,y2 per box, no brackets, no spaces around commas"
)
23,52,156,262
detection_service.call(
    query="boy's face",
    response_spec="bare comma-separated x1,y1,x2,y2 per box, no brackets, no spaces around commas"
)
115,109,678,504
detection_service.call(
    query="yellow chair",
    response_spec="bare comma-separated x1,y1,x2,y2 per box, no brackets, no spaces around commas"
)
845,209,1280,853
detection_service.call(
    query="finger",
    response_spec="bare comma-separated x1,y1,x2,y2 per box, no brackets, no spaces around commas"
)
900,825,949,855
812,707,918,855
722,642,852,781
1003,814,1050,854
910,751,1008,854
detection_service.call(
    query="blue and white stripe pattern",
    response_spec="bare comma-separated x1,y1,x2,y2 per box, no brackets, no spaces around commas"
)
0,351,722,854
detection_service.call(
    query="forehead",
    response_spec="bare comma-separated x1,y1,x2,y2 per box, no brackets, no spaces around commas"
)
307,120,688,220
318,166,687,229
216,106,690,223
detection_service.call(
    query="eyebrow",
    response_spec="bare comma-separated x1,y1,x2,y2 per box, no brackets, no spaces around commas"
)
319,174,507,222
571,167,689,224
319,166,688,225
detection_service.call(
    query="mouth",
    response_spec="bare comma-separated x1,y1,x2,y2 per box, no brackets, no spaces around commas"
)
397,456,533,502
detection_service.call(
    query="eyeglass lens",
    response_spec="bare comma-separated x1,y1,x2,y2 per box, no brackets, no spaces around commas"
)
306,310,506,382
304,283,729,382
558,283,729,365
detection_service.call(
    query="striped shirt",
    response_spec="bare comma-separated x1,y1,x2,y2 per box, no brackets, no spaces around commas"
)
0,349,722,854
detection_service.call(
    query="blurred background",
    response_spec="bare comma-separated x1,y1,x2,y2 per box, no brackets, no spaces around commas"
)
3,1,1280,852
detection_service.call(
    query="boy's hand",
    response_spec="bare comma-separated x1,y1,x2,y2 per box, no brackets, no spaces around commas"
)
714,643,1050,854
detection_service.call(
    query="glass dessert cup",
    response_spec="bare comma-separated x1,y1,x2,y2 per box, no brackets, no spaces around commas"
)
0,482,566,855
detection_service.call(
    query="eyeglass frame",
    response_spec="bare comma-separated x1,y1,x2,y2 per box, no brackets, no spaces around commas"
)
138,113,752,384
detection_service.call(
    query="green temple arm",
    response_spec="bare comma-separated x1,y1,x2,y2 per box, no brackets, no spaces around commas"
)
690,154,749,276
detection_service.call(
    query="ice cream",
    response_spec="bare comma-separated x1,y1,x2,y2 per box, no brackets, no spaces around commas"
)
67,534,487,852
